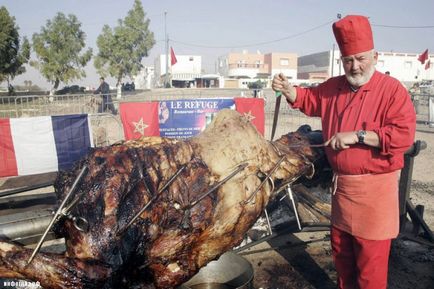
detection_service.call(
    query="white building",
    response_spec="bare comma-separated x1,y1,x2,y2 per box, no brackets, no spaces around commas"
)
133,66,154,89
376,51,433,82
298,50,434,83
154,54,202,88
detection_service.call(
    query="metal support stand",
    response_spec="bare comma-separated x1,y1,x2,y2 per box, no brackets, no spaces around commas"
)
399,140,434,243
286,185,302,231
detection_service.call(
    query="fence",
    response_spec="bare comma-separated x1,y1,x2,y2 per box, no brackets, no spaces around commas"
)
1,89,430,145
412,93,434,127
0,93,108,118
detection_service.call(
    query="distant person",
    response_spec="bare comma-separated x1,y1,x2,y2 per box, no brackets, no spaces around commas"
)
131,81,135,91
94,77,116,114
116,81,122,99
7,83,15,96
385,71,390,76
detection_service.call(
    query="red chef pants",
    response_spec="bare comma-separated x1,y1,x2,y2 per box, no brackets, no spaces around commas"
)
331,226,391,289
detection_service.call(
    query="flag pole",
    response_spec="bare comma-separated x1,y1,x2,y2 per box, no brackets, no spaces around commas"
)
164,12,169,88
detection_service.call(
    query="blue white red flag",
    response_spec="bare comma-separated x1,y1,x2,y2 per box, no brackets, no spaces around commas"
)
0,114,93,177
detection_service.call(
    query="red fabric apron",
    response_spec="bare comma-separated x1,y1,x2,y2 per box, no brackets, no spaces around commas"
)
331,171,399,240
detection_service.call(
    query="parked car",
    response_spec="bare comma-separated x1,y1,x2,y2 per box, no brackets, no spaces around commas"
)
419,80,433,88
419,81,434,95
56,85,86,95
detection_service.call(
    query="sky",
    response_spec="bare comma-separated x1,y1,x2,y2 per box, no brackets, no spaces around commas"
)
2,0,434,89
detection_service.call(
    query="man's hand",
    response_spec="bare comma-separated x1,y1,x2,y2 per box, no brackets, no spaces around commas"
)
272,73,289,95
324,132,358,150
272,73,297,103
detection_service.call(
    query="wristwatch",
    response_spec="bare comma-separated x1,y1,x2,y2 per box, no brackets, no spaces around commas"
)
356,130,367,144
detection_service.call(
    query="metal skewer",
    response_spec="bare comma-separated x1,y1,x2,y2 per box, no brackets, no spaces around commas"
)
286,143,326,148
187,163,248,209
117,165,186,236
27,165,88,265
241,155,286,205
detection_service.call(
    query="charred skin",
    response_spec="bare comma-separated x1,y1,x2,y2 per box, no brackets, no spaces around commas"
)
0,241,112,289
0,109,322,289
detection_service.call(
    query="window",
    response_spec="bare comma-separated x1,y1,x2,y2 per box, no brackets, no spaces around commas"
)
189,57,194,61
280,58,289,66
377,60,385,67
404,61,412,69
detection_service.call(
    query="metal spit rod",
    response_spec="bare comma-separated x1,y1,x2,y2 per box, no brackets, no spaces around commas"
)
27,165,88,265
241,155,286,205
117,165,187,236
188,163,248,209
119,162,248,235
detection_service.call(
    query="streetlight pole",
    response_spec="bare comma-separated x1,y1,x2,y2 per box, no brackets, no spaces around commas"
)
331,43,335,78
164,12,169,88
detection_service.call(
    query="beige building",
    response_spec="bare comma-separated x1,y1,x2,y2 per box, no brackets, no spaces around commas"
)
217,51,297,88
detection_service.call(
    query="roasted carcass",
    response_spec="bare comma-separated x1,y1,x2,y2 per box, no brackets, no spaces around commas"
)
0,109,323,289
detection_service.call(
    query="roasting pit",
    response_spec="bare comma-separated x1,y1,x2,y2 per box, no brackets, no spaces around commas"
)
179,252,254,289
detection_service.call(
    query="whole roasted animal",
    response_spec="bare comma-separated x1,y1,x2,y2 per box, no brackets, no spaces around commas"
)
0,109,323,289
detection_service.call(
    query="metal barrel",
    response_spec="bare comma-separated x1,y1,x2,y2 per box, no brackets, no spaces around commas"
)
0,209,54,245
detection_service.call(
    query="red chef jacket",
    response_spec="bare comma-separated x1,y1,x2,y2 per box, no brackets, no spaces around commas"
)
292,71,416,239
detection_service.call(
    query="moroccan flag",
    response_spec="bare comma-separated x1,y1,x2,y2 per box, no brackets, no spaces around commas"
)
234,98,265,136
418,49,429,64
0,114,93,177
425,60,431,70
120,102,160,140
170,47,178,66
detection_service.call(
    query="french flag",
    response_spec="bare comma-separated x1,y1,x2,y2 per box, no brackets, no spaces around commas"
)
0,114,93,178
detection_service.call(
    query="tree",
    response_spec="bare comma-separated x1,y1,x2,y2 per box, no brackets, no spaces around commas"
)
94,0,155,84
0,6,30,94
31,13,92,91
247,80,265,90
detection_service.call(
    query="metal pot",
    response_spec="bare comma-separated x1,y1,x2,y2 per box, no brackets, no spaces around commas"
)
179,252,254,289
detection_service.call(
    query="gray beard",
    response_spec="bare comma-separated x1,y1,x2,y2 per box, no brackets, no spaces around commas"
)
345,65,376,87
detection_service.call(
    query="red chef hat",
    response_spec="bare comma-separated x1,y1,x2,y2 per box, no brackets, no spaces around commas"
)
332,15,374,57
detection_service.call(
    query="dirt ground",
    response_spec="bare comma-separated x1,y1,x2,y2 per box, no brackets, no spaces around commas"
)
240,126,434,289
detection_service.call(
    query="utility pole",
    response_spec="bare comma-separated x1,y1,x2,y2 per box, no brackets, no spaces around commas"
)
164,12,169,88
331,43,335,78
334,14,342,77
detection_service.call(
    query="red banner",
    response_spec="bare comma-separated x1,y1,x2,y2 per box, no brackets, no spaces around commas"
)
234,98,265,136
120,102,160,140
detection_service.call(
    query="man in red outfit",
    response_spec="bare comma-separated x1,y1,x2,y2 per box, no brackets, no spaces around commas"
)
272,15,416,289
